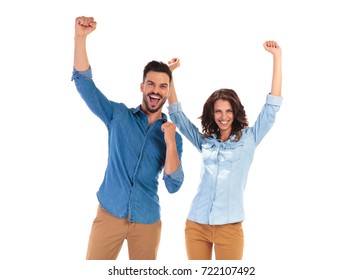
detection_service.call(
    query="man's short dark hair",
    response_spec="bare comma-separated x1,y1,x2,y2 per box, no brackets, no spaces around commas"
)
143,61,172,82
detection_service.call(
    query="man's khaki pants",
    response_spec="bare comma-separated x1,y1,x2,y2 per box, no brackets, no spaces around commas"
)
86,205,161,260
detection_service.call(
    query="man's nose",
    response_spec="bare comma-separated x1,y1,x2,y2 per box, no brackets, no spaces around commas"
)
153,86,161,94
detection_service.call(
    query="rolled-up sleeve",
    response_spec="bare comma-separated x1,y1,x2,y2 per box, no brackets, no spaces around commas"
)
163,164,184,193
168,102,182,114
266,93,283,106
71,67,93,80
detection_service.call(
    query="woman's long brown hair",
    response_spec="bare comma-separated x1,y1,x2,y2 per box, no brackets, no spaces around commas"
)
199,89,248,141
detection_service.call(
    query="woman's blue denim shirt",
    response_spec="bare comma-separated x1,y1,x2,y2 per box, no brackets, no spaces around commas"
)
168,94,282,225
72,68,184,224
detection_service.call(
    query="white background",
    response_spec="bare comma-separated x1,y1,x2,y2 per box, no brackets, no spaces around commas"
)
1,0,361,279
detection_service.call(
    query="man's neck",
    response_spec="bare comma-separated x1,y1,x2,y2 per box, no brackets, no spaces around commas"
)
141,105,162,126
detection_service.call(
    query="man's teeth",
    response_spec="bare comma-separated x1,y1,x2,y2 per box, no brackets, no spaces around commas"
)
149,94,160,100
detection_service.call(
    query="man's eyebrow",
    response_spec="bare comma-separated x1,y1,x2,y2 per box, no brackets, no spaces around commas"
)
145,80,169,87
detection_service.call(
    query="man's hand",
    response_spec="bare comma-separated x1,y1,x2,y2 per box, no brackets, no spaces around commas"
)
168,58,180,72
75,16,97,38
263,40,282,57
73,17,96,71
161,122,177,145
162,121,180,175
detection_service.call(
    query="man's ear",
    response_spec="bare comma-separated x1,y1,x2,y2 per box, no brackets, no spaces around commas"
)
140,82,144,92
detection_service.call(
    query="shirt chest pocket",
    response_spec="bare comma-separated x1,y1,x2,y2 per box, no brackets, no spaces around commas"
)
201,141,244,164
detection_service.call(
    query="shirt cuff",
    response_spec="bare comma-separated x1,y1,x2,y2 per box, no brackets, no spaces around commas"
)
266,93,283,106
167,103,183,114
71,67,93,80
163,164,183,181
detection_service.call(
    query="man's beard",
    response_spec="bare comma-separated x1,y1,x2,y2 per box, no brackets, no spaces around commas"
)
142,93,167,113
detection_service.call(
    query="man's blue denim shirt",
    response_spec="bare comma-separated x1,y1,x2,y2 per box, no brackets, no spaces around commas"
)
71,68,184,224
168,94,282,225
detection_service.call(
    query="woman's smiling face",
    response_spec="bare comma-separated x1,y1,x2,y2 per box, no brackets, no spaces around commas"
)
213,99,234,137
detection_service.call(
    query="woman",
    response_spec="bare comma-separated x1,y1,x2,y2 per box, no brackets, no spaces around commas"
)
167,41,282,260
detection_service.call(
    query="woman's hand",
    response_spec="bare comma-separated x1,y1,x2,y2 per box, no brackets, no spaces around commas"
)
168,58,180,72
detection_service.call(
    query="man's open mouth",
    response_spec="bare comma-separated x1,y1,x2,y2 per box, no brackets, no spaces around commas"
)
148,94,161,106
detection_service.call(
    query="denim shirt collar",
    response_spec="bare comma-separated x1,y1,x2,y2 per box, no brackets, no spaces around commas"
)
131,105,168,122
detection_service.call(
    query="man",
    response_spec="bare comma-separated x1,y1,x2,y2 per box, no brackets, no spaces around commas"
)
71,16,184,260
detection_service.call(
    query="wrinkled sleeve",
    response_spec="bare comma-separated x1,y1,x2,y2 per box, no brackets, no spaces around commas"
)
71,67,113,125
168,103,204,152
252,93,283,146
163,165,184,194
